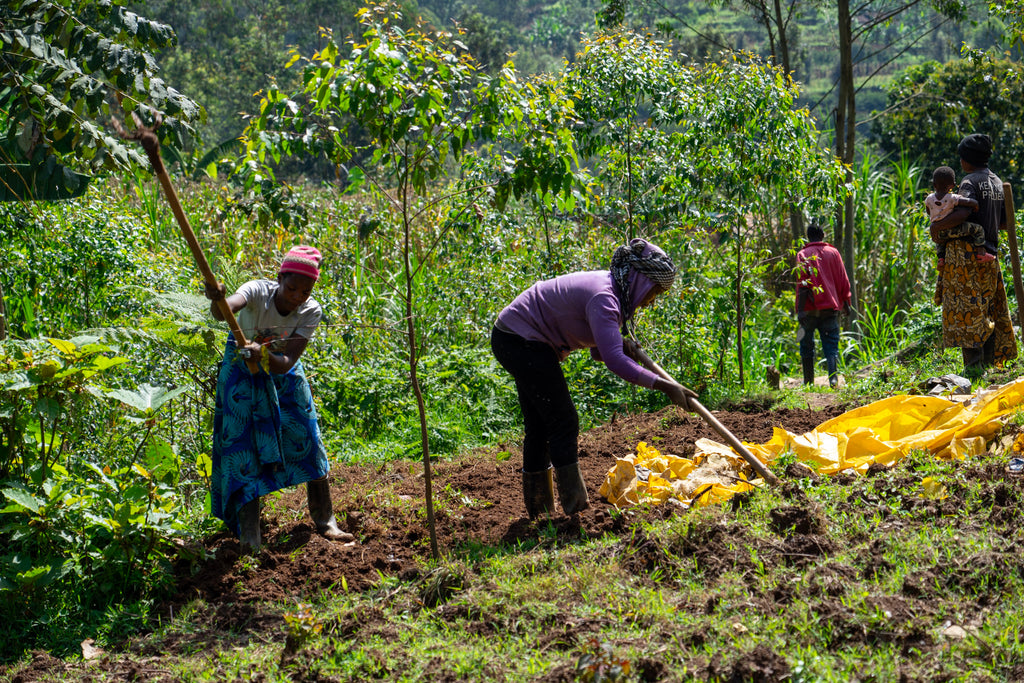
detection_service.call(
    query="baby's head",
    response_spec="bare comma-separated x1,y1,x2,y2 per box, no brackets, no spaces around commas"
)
932,166,956,195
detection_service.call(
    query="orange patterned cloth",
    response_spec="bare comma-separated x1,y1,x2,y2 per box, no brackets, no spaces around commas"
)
940,239,1017,363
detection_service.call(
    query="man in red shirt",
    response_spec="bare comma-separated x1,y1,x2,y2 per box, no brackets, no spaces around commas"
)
795,224,852,388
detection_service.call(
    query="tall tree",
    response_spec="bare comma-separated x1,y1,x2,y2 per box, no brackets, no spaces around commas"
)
830,0,971,318
242,0,581,557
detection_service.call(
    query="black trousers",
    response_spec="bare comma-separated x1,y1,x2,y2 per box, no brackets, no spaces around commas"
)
490,326,578,472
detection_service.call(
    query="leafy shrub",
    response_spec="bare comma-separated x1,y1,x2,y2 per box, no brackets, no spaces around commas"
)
0,202,140,338
0,337,190,659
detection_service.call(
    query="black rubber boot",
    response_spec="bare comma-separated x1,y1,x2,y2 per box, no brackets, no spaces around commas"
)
554,462,590,516
238,497,261,554
826,356,839,389
962,346,986,381
307,476,355,542
522,468,555,519
801,356,816,385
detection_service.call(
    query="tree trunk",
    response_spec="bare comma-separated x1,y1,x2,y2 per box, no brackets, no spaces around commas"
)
736,223,745,389
791,207,805,243
768,0,802,245
625,83,635,241
401,184,439,560
772,0,791,76
0,283,7,341
836,0,858,323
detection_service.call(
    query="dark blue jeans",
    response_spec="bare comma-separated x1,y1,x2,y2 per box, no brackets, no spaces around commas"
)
798,311,840,379
490,326,578,473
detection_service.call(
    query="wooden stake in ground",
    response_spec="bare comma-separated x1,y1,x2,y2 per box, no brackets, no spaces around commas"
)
629,342,780,485
1003,183,1024,333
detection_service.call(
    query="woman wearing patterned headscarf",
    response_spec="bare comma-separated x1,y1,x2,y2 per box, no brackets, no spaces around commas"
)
491,238,696,519
204,245,354,552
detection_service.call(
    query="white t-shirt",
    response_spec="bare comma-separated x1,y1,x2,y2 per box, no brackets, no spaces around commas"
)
925,192,966,223
234,279,321,352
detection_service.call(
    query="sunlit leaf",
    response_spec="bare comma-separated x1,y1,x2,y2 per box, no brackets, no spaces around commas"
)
103,384,188,413
1,488,42,514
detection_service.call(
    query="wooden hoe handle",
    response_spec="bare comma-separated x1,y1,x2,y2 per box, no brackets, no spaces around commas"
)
631,343,779,485
135,130,257,373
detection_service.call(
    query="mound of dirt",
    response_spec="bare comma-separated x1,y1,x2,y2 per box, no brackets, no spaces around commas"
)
167,404,847,614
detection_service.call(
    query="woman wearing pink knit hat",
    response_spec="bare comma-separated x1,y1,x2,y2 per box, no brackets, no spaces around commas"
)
204,245,353,552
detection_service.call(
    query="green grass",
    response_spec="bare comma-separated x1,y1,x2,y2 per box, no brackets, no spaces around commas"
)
34,444,1019,682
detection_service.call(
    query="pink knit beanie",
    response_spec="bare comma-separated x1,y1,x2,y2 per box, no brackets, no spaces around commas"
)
279,245,321,281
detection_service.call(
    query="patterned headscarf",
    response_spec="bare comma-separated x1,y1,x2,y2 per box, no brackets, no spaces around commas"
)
610,238,677,330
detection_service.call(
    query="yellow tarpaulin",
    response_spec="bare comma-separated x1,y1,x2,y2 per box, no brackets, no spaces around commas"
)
600,378,1024,508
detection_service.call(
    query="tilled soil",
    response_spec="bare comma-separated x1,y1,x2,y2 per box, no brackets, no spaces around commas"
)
14,399,1024,682
170,404,845,608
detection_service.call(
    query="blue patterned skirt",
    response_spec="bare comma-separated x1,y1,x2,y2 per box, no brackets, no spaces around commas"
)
211,342,329,535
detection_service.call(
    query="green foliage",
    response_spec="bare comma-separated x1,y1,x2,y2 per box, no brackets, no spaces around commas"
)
0,190,144,338
0,161,91,202
0,460,184,658
141,0,371,146
246,3,476,185
0,337,127,481
0,0,202,179
873,56,1024,186
851,303,909,364
282,601,324,655
0,336,190,659
575,638,631,682
567,28,688,239
310,344,520,461
242,1,582,223
849,151,931,317
991,1,1024,44
678,51,847,228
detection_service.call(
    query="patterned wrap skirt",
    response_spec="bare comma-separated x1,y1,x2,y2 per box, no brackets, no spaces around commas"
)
211,343,329,535
940,239,1018,363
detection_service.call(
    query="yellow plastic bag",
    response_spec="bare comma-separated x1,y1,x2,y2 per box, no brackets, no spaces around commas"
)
601,378,1024,509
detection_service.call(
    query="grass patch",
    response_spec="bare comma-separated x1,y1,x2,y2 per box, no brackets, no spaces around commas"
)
12,442,1024,682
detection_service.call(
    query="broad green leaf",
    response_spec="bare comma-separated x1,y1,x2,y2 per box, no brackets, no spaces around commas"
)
1,488,41,514
103,384,188,413
145,437,179,485
196,452,213,479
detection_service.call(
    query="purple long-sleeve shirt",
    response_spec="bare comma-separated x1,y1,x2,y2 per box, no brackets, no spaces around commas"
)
495,270,661,388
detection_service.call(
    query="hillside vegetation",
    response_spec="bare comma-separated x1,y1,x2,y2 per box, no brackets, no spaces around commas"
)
2,0,1024,680
136,0,1012,146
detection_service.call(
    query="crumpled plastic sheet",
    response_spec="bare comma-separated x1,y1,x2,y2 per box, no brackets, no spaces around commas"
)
599,377,1024,509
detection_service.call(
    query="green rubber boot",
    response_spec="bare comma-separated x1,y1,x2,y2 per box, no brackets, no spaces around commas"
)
307,477,355,542
554,462,590,516
522,468,555,519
